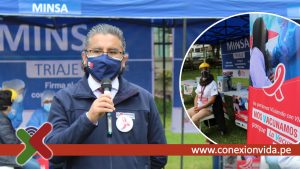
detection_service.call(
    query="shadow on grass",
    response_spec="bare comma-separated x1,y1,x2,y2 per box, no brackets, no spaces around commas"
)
155,97,213,169
181,69,248,144
201,120,247,144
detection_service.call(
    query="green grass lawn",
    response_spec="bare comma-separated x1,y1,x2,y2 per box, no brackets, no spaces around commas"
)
181,68,249,88
164,118,213,169
181,69,222,81
200,121,247,144
155,98,213,169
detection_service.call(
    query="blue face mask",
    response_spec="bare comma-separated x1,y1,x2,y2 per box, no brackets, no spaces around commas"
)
7,101,22,120
7,109,16,119
15,94,24,103
86,54,122,81
43,103,51,112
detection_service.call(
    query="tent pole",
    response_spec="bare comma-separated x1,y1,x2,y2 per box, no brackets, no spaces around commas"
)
180,18,187,169
162,19,167,129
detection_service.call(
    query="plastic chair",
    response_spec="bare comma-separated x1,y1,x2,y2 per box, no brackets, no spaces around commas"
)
199,93,229,130
199,112,229,129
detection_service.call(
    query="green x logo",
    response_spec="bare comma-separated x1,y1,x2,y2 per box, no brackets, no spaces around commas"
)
16,123,53,165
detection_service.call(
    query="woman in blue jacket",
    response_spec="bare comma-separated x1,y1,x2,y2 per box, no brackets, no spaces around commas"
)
0,89,40,169
0,89,20,168
27,90,55,128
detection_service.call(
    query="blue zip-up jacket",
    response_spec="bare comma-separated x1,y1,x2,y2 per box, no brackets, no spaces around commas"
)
0,112,20,167
27,108,49,128
46,76,167,169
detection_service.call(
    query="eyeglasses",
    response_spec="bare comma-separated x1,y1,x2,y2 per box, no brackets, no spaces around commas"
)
83,48,124,60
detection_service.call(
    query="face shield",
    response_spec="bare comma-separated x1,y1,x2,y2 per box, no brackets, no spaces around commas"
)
41,90,55,112
41,90,55,106
2,79,25,103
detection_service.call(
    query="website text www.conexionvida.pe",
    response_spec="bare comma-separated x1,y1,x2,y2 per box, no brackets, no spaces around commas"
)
191,145,292,156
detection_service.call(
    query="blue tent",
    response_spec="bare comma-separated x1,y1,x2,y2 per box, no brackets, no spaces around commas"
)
197,15,249,45
1,0,300,18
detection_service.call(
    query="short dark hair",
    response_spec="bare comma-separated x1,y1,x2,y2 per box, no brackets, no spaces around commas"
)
0,90,13,111
84,24,126,51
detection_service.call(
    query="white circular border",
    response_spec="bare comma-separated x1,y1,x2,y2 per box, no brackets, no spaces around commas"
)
178,12,300,144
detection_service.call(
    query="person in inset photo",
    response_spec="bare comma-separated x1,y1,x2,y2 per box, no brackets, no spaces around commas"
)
187,62,218,127
272,19,300,80
250,17,274,88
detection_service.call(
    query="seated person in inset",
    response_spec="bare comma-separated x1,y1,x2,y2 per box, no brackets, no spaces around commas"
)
187,62,218,127
27,90,55,128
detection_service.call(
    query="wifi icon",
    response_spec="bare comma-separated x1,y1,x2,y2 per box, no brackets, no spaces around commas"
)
25,126,38,136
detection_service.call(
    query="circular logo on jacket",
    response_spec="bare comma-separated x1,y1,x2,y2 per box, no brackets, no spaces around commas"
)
116,115,133,132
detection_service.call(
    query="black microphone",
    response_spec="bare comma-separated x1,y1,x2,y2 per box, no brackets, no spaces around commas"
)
101,79,112,94
101,79,113,137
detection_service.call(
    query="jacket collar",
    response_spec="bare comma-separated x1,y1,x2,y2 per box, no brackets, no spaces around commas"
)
73,76,96,99
73,76,139,105
113,76,139,105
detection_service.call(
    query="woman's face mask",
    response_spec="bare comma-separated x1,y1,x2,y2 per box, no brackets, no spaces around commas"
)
201,70,209,78
7,107,16,119
7,101,24,120
43,103,51,112
86,54,122,81
15,94,23,103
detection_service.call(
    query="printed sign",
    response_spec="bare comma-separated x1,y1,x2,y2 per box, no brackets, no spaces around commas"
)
221,37,250,78
247,14,300,144
247,65,300,144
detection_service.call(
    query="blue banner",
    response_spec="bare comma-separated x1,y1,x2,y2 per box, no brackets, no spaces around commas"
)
19,0,81,15
0,23,85,59
0,18,152,109
221,37,250,70
1,1,300,18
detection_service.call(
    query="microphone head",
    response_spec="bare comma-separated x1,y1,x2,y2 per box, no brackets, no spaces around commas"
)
101,79,112,91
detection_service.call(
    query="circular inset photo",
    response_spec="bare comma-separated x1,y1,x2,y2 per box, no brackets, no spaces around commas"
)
180,12,300,144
